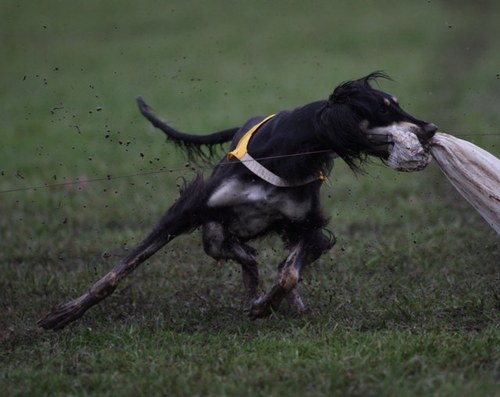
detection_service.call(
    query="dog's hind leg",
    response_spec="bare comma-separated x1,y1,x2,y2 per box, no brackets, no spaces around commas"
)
245,229,334,319
38,176,209,330
202,222,260,305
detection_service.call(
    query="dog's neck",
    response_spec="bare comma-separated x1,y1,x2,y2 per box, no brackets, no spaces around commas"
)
314,101,375,172
229,113,334,186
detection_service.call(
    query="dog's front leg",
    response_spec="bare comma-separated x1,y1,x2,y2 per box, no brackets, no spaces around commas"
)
244,242,303,319
286,288,306,313
245,229,334,319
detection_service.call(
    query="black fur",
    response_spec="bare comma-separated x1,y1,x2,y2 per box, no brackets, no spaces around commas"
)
38,73,437,330
137,96,238,162
138,72,435,174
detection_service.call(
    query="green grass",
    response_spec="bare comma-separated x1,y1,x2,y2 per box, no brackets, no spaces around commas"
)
1,1,499,396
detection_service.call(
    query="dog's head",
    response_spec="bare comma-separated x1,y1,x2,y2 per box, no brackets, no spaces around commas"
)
324,72,437,169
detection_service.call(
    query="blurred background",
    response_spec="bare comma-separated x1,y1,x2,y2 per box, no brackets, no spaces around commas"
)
1,0,499,323
1,2,499,394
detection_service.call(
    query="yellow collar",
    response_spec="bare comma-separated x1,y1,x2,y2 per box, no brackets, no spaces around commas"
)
228,114,275,160
227,114,326,187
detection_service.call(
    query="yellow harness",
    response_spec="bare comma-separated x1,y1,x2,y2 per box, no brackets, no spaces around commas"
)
227,114,326,187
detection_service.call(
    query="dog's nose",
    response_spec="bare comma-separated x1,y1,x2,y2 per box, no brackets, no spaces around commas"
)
424,123,438,134
420,122,438,142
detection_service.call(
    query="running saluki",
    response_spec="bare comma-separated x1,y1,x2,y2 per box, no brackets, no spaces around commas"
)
38,72,437,330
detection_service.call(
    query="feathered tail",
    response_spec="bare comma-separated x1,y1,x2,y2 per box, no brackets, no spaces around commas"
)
137,96,239,161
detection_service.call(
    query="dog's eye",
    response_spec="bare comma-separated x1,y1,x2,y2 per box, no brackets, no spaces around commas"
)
379,106,388,114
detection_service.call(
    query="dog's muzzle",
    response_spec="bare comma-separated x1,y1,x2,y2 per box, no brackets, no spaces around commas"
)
367,123,433,172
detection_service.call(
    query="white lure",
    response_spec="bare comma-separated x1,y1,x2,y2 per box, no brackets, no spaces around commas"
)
387,127,500,234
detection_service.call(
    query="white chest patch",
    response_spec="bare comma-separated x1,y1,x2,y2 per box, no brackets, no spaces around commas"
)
207,178,267,207
207,178,312,238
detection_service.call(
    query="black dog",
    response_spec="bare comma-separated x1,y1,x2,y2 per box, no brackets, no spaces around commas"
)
38,72,437,330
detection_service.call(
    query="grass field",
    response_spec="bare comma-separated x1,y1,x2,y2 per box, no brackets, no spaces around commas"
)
1,1,499,396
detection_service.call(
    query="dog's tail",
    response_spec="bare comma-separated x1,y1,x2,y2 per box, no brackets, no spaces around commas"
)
137,96,238,161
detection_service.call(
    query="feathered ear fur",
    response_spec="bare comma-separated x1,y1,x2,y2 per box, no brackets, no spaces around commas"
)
329,71,391,104
315,102,368,171
318,72,393,172
329,82,351,104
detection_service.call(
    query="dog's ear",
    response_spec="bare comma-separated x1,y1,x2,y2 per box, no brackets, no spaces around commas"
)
329,81,353,104
330,71,391,104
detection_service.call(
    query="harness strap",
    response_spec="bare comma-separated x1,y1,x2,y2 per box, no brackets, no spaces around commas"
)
227,114,326,187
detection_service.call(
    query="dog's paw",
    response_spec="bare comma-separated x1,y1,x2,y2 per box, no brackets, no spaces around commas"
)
286,289,306,314
243,297,272,320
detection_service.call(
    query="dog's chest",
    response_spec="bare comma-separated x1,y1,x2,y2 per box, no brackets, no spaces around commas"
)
207,178,312,238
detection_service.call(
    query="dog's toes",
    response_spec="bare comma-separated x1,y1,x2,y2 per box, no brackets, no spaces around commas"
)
243,297,272,320
286,289,306,313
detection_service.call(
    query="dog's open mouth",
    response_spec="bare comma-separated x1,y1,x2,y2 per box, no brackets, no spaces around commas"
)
387,127,432,172
367,125,432,172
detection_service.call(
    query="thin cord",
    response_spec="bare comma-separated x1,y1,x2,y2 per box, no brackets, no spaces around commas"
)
0,149,333,194
0,169,174,194
1,133,497,195
455,133,499,137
